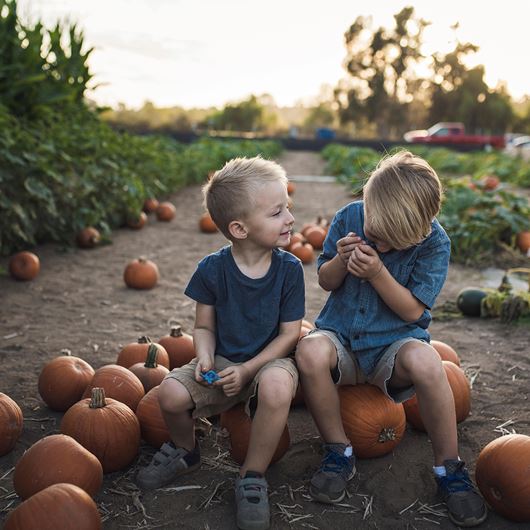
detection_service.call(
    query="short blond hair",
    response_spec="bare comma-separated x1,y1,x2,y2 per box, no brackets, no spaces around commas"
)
203,156,287,239
363,150,442,250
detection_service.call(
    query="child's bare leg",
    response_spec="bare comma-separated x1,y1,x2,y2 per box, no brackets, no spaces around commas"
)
158,378,196,452
295,335,348,444
390,342,458,464
241,367,293,475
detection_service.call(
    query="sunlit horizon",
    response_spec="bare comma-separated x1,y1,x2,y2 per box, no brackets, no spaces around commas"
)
18,0,530,110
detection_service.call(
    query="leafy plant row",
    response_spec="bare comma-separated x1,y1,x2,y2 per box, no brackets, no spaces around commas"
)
0,104,282,256
322,144,530,264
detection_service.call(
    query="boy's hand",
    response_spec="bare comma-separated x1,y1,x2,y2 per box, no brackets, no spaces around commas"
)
337,232,364,266
347,244,383,280
215,364,251,397
195,355,214,384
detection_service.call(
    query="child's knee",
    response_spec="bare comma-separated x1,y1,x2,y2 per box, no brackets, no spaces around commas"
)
295,335,334,372
258,370,294,407
158,378,191,413
398,342,444,382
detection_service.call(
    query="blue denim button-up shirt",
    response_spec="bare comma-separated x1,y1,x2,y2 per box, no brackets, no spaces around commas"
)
315,201,451,376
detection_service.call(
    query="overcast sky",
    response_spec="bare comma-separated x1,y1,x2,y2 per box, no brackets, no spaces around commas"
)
18,0,530,109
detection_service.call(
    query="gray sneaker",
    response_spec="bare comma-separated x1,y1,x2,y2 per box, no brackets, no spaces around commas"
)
309,443,356,504
235,473,270,530
136,441,200,490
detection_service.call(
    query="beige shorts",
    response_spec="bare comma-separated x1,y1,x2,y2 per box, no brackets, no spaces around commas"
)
302,329,423,403
164,355,298,418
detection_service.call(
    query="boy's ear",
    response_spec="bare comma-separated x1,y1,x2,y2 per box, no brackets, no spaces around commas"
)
228,219,248,240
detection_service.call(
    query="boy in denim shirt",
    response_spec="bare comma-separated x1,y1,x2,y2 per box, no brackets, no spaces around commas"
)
296,151,487,527
137,157,305,530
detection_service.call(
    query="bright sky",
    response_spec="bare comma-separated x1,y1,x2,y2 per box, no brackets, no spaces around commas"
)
18,0,530,109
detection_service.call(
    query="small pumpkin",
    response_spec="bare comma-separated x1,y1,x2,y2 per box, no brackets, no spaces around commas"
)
61,387,141,473
76,227,101,249
430,340,461,366
83,364,145,411
220,403,290,465
199,212,218,233
403,361,470,431
143,197,159,213
8,251,40,281
290,242,315,264
13,434,103,499
135,385,171,448
117,335,170,369
38,353,95,411
127,211,147,230
0,393,23,456
475,433,530,522
482,175,500,191
123,257,159,289
3,483,102,530
287,181,296,195
516,231,530,254
287,232,304,251
339,384,406,458
156,201,176,221
158,325,195,369
304,226,327,250
129,344,169,392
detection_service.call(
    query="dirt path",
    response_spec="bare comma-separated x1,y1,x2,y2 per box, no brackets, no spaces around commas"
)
0,151,529,529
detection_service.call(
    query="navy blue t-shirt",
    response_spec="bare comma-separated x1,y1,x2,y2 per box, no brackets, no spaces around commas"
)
185,246,305,363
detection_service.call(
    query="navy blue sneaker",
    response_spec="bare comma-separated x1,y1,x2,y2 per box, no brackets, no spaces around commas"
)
309,443,356,503
436,459,487,527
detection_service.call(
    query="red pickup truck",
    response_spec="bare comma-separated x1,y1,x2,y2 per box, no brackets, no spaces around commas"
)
403,122,505,150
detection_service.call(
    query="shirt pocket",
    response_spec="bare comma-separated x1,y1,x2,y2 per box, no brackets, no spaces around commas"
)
386,263,413,286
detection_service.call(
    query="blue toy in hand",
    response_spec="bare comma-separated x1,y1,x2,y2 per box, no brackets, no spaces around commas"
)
201,370,220,385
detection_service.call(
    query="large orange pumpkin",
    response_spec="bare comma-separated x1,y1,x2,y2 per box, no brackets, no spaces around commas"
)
38,353,95,411
290,242,315,264
156,201,176,221
476,434,530,522
0,393,23,456
135,385,171,448
304,226,327,250
220,403,290,465
123,257,159,289
338,384,406,458
129,344,170,393
13,434,103,499
430,340,461,366
158,325,195,369
4,483,102,530
143,197,159,213
117,336,170,369
83,364,145,411
8,251,40,281
61,388,140,473
199,212,218,233
403,361,470,431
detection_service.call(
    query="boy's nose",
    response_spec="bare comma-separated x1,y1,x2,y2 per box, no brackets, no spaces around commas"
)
286,209,295,224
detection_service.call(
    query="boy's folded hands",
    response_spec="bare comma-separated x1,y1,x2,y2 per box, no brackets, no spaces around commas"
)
347,244,382,280
336,232,363,265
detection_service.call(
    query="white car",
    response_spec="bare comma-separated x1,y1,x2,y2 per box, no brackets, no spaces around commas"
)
505,135,530,160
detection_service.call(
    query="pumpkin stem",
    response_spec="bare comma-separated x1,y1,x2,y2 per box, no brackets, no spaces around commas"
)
144,344,159,368
89,387,107,408
377,427,396,443
138,335,152,344
169,326,183,337
60,348,72,356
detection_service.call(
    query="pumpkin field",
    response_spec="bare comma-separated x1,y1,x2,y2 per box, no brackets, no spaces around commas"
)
1,151,529,529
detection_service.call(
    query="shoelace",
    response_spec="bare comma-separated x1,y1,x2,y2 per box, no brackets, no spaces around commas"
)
320,451,351,475
438,470,474,493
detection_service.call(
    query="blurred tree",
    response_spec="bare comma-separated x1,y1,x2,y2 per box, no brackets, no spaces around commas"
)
335,6,430,138
512,96,530,133
208,95,267,132
303,103,335,131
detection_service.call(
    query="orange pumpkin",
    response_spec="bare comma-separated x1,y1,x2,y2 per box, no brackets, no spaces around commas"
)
13,434,103,500
3,483,102,530
8,251,40,281
135,385,171,448
117,336,170,369
76,227,101,249
430,340,461,366
129,344,170,393
127,211,147,230
403,361,470,431
158,326,195,369
516,231,530,254
38,353,95,411
83,364,145,412
290,242,315,264
287,181,296,195
156,201,176,221
0,393,23,456
123,257,159,289
482,175,500,191
199,212,218,233
304,226,327,250
287,232,304,250
143,197,159,213
61,388,141,473
220,403,290,465
339,384,406,458
476,433,530,522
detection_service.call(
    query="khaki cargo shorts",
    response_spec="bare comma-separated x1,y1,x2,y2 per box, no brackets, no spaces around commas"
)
164,355,298,418
301,329,424,403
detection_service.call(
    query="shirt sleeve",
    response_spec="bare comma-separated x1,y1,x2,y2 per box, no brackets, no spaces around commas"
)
279,262,306,322
184,260,216,305
407,238,451,309
317,210,345,272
